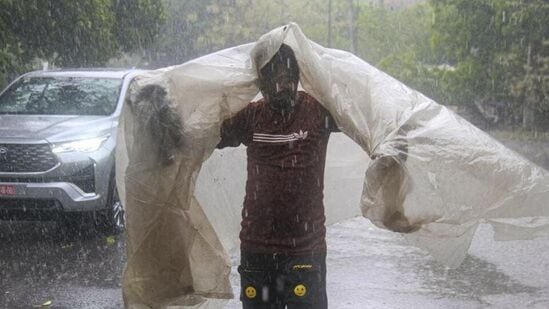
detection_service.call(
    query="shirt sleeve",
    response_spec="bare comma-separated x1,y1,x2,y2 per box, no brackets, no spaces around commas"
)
301,92,340,133
216,105,251,149
315,98,340,133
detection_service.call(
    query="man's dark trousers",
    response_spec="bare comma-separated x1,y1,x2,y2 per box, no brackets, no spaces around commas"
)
239,251,328,309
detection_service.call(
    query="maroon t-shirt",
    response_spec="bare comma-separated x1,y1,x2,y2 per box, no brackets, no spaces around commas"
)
218,92,338,255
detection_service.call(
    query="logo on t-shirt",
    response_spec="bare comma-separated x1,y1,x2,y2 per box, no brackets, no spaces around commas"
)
253,130,308,143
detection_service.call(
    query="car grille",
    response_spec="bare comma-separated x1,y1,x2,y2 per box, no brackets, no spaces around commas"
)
0,164,95,193
0,143,58,173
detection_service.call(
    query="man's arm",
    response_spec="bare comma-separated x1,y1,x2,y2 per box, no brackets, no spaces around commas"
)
217,106,250,149
365,125,421,233
314,96,339,133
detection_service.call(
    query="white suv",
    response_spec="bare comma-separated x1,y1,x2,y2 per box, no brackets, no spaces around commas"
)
0,69,142,233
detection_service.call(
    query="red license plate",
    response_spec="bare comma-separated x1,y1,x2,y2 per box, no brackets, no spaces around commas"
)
0,185,17,196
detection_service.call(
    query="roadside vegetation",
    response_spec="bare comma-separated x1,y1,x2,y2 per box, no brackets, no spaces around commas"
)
1,0,547,132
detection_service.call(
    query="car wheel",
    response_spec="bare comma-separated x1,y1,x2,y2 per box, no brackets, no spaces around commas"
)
95,176,125,235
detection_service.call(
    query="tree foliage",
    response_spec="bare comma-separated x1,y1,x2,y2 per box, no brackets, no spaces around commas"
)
147,0,547,129
150,0,356,66
3,0,546,130
113,0,165,53
429,0,549,128
0,0,164,88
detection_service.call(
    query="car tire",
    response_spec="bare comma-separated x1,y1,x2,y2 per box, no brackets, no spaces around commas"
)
95,175,125,235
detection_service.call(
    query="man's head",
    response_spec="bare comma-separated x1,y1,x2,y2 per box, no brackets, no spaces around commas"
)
258,44,300,111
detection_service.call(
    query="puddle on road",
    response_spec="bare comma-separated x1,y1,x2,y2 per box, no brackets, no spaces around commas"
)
413,254,538,302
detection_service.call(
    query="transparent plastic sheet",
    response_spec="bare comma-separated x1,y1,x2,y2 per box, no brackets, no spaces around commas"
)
117,23,549,308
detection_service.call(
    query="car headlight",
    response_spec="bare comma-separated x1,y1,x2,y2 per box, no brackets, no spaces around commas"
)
51,136,110,153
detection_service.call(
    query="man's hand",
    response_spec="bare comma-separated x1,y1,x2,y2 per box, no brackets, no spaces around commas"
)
382,210,421,234
364,155,418,234
133,84,184,166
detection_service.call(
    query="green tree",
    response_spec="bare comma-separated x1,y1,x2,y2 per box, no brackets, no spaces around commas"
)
429,0,549,129
502,1,549,129
429,0,506,107
0,0,164,88
113,0,165,53
150,0,371,67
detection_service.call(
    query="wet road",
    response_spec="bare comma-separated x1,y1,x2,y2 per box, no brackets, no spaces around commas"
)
0,222,124,309
1,218,548,309
226,218,549,308
327,219,549,308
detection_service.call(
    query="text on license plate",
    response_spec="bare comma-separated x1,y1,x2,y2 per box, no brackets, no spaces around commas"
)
0,185,16,196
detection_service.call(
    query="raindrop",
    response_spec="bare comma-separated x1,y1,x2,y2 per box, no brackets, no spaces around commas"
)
304,222,308,231
292,238,296,247
262,286,269,302
287,58,291,68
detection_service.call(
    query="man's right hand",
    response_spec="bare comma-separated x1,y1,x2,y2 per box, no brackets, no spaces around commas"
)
133,84,184,166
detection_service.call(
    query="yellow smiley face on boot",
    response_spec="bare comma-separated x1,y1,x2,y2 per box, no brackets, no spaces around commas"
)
245,286,257,299
294,284,307,297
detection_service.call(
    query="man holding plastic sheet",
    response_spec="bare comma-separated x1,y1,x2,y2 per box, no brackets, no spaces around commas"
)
130,41,413,308
217,44,338,308
119,23,549,308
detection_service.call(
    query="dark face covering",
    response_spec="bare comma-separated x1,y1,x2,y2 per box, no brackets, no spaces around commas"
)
258,45,300,112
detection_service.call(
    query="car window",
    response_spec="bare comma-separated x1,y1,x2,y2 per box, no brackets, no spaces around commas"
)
0,76,122,116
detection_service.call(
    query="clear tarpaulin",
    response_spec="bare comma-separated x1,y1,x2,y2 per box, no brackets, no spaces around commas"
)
116,23,549,308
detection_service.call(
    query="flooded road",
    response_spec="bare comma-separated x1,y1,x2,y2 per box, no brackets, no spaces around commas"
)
1,217,548,308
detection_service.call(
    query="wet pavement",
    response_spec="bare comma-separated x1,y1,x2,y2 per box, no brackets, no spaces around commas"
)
324,218,549,308
1,217,548,308
0,221,124,309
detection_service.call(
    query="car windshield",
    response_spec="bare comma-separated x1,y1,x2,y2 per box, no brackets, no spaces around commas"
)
0,76,122,116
